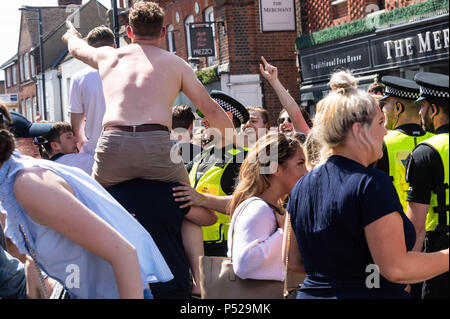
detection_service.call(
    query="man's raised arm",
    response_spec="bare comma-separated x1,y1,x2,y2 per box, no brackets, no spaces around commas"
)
62,21,105,70
180,61,234,145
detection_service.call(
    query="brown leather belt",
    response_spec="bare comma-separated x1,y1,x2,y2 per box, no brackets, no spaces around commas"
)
104,124,169,132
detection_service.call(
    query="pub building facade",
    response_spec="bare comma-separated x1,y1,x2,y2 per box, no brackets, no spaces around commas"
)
296,0,449,115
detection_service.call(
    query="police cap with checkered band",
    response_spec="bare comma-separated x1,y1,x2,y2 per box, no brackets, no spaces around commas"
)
207,90,249,125
380,76,421,101
414,72,449,103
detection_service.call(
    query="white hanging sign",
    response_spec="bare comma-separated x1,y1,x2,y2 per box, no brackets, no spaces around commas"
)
259,0,296,32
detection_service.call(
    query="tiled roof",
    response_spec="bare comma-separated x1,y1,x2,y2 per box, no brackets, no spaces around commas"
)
21,6,75,49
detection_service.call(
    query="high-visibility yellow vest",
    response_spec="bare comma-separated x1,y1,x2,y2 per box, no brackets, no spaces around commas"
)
189,146,246,243
416,133,449,232
384,130,434,212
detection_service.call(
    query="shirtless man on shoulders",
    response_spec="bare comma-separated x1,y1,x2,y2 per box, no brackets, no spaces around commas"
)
62,1,233,187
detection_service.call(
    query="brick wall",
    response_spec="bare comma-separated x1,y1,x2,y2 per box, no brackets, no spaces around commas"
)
302,0,427,34
3,63,20,95
18,82,37,118
158,0,299,125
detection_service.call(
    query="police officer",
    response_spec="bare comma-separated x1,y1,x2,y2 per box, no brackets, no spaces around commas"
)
374,76,434,213
406,72,449,299
187,91,249,257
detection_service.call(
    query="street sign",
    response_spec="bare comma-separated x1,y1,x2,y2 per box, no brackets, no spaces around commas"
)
189,26,216,58
259,0,296,32
0,93,19,104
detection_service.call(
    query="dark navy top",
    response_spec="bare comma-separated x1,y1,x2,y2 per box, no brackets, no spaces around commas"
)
288,155,416,299
107,179,191,299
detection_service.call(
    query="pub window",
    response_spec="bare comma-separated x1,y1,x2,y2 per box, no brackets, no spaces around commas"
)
30,53,36,78
24,52,30,80
185,15,194,58
377,0,385,10
32,96,37,121
19,55,24,82
26,98,32,122
67,77,72,105
331,0,348,20
167,24,176,54
12,65,17,85
6,68,11,88
204,6,218,66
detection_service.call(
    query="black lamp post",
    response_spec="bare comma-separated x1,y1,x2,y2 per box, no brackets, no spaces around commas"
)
19,6,47,121
111,0,120,48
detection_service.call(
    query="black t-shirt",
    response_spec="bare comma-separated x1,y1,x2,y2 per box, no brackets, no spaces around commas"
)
289,155,415,298
406,125,449,205
374,124,427,175
187,144,247,195
107,179,191,299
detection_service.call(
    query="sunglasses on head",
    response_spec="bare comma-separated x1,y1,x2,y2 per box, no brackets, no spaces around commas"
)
278,117,292,125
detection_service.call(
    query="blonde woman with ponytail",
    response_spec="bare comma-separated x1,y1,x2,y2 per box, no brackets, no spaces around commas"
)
227,133,307,282
286,71,449,299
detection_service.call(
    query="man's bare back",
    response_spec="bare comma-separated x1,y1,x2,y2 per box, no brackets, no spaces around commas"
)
63,19,233,143
99,43,186,128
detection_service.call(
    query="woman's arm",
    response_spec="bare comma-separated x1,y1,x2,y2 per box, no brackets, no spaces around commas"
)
14,167,144,298
173,182,232,214
365,211,449,284
232,202,285,280
259,56,310,134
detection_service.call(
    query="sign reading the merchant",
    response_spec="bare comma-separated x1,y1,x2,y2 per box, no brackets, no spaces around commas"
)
189,25,216,58
299,19,449,83
259,0,296,32
371,22,449,69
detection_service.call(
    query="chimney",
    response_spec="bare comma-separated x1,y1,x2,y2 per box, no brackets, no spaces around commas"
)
58,0,82,6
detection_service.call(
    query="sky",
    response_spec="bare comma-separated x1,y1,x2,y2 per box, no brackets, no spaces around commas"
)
0,0,111,80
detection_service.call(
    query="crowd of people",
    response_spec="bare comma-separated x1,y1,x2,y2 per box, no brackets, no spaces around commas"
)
0,1,448,300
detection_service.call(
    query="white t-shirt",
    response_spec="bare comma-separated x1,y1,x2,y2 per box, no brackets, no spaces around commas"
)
69,67,106,156
54,153,95,176
227,197,285,281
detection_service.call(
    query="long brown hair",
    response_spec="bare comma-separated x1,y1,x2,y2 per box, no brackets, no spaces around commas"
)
228,132,301,217
0,101,12,130
0,129,15,165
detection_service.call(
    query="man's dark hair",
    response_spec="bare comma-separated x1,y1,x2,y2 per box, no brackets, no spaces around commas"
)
87,26,115,48
172,105,195,130
428,98,450,118
246,106,271,129
40,122,73,157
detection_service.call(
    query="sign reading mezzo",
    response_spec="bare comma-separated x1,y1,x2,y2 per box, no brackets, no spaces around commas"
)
190,26,216,58
259,0,296,32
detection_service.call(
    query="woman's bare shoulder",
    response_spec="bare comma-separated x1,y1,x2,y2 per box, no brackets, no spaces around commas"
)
14,167,70,194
